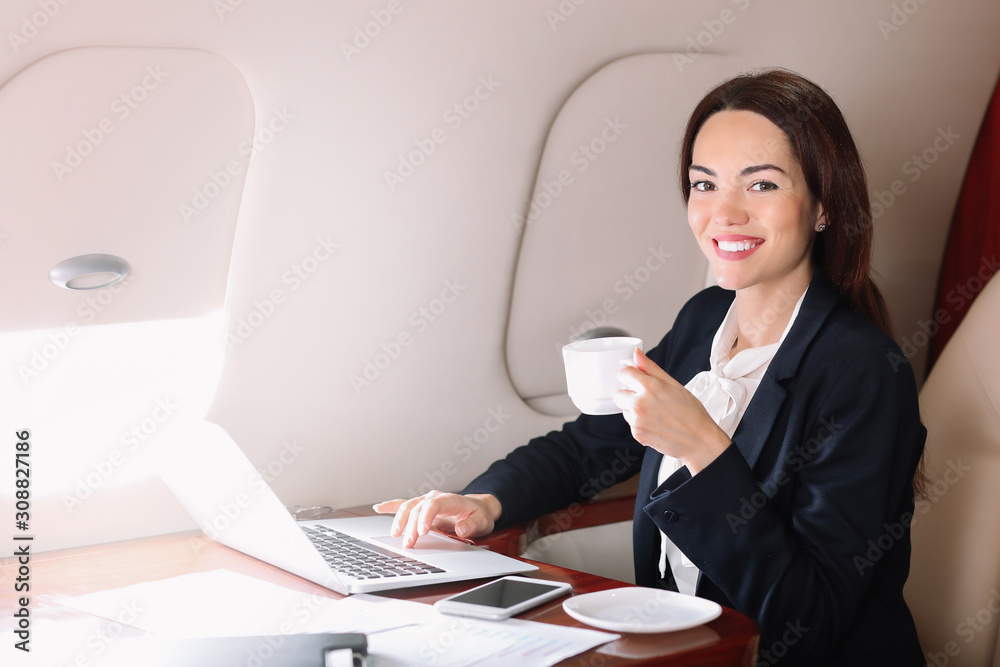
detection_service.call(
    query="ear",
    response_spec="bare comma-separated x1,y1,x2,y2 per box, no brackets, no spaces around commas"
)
813,203,827,232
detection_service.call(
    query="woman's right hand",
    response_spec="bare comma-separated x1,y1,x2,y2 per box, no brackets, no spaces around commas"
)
373,491,502,549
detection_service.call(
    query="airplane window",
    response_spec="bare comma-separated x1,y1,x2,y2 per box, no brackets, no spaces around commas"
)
0,310,225,549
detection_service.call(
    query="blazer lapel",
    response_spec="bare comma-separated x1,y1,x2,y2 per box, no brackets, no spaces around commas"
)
729,271,841,470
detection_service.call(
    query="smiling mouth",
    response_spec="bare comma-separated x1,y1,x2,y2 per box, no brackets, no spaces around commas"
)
712,237,764,260
715,239,762,252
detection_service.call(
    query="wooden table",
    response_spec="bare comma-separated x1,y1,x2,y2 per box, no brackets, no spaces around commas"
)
0,506,759,666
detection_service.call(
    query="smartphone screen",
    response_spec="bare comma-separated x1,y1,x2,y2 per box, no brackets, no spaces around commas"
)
445,578,564,609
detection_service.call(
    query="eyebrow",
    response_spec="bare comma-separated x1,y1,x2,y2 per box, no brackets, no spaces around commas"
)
689,164,787,178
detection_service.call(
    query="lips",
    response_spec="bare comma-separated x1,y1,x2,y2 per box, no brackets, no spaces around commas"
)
713,235,764,260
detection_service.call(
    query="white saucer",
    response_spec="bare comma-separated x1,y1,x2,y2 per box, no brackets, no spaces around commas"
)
562,587,722,634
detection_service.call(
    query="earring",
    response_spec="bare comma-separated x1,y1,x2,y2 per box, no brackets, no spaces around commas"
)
818,223,827,232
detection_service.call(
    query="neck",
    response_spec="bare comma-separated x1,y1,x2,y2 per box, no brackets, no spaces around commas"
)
732,272,812,351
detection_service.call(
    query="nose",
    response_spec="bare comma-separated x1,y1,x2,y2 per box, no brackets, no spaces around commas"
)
712,191,749,227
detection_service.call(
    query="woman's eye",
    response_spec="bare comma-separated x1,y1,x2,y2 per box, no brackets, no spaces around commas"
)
749,180,778,192
690,180,715,192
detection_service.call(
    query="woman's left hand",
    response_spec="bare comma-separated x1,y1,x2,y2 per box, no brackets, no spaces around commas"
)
615,349,731,475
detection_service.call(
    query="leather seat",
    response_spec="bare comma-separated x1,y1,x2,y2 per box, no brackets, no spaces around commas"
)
905,274,1000,666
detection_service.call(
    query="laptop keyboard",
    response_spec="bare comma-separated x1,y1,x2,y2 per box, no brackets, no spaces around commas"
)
302,525,446,580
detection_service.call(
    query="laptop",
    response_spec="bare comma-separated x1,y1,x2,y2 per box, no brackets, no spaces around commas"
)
154,421,536,596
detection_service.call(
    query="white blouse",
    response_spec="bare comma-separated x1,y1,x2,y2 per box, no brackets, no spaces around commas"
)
657,288,807,595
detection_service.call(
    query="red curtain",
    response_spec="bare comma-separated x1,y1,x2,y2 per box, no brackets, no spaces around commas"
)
927,75,1000,371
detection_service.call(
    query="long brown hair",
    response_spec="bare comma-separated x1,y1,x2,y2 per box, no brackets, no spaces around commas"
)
679,68,892,336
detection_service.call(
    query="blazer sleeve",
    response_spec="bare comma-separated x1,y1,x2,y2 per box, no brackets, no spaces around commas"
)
461,411,645,527
644,345,925,662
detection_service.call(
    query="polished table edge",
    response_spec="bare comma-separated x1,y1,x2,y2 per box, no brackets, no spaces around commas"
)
0,504,759,666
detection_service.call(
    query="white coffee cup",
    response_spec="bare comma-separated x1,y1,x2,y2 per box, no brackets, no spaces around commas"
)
561,336,643,415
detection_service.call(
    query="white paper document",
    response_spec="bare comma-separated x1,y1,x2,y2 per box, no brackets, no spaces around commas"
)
57,569,436,637
367,614,619,667
57,569,620,666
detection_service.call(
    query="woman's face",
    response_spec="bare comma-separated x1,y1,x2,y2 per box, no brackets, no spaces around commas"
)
687,110,824,298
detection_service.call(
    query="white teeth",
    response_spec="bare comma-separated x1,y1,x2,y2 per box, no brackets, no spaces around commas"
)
717,240,760,252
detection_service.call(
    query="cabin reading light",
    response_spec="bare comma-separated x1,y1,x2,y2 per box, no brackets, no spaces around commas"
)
49,253,130,290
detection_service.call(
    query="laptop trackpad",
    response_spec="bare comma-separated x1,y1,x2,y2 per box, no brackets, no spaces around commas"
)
369,533,474,554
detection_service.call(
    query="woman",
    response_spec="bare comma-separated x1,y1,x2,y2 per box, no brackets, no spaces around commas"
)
376,69,926,665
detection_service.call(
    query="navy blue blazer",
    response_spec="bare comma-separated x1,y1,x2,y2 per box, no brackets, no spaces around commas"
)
463,271,926,666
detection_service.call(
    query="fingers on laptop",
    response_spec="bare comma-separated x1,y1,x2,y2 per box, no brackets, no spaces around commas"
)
374,497,427,541
378,492,450,547
376,491,493,548
372,499,404,514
